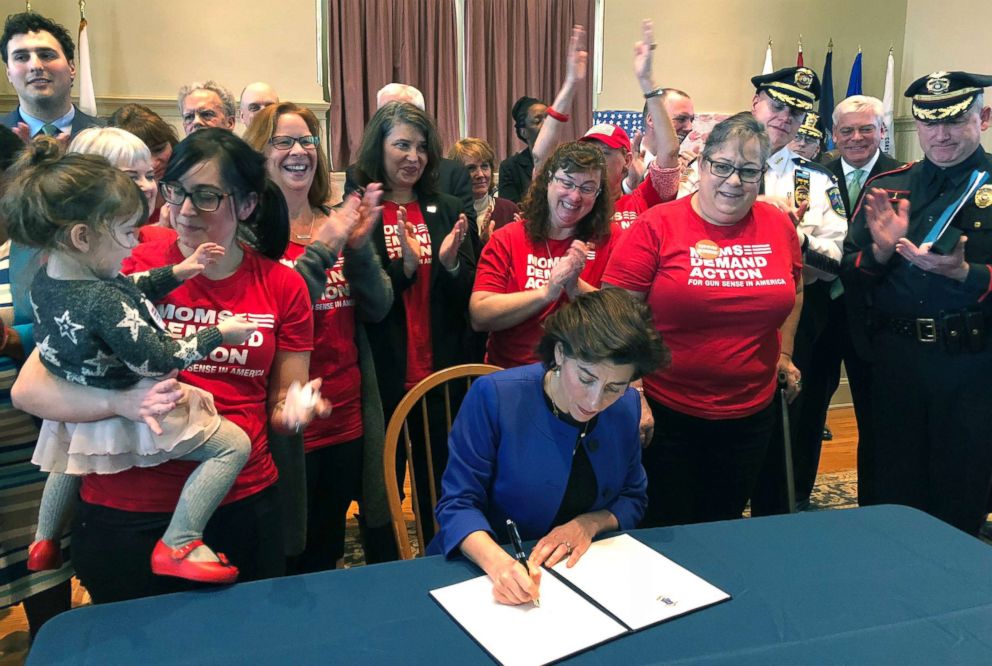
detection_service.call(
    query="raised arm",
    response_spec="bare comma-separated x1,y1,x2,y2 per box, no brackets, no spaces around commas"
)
635,20,679,169
530,25,588,170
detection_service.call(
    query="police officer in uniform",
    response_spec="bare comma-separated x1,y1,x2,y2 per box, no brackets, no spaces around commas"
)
842,71,992,535
789,112,825,161
736,68,848,515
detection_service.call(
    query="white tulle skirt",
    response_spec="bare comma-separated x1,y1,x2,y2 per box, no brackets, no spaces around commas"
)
32,383,222,475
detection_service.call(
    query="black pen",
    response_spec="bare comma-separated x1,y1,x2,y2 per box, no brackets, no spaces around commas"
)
506,519,540,607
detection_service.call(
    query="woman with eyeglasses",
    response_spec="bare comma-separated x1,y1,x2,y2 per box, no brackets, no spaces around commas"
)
352,101,475,556
243,103,394,572
12,128,328,602
603,113,804,528
470,141,616,371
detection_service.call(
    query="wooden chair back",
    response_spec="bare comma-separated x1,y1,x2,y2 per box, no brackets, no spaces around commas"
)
382,363,501,559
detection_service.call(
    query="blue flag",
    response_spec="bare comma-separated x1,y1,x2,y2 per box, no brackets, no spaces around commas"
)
846,51,863,97
819,47,835,150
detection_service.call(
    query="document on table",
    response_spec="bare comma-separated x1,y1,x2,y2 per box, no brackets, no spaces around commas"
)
552,533,730,630
430,572,627,666
430,534,730,665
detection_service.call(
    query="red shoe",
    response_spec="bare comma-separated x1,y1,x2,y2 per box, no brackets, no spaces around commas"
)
26,539,62,571
150,539,239,584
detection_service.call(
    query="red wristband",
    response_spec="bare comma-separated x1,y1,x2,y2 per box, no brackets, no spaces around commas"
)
546,107,570,123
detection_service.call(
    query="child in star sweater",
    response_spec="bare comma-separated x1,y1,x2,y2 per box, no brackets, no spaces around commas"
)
4,141,255,584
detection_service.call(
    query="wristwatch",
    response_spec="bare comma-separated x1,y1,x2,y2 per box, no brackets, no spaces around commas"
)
643,87,665,99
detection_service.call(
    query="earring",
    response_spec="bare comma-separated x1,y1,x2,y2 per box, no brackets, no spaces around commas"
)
553,366,561,377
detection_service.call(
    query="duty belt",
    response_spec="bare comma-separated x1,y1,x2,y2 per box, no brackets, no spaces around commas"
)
874,309,989,352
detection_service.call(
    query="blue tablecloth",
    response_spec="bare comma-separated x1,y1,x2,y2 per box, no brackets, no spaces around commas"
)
29,505,992,664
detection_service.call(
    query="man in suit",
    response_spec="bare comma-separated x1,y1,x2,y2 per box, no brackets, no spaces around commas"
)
816,95,904,507
344,83,476,254
1,12,102,140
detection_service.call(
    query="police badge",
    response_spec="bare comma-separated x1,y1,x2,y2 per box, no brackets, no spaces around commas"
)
794,169,810,207
975,184,992,209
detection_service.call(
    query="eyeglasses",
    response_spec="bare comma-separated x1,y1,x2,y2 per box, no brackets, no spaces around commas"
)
704,158,765,184
160,181,233,212
268,135,320,150
550,174,601,197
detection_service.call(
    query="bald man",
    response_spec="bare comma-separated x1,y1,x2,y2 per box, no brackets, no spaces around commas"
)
239,82,279,128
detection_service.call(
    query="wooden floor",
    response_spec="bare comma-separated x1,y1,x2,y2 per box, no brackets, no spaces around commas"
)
0,407,861,665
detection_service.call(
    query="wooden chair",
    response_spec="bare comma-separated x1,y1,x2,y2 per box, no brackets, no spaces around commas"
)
383,363,501,559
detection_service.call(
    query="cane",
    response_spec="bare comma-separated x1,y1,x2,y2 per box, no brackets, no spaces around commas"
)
778,372,797,514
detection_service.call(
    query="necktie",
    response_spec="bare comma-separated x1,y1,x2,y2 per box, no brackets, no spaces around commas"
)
40,123,60,137
847,168,866,205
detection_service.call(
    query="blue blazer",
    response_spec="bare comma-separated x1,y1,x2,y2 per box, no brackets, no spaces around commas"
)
428,363,647,558
1,105,103,136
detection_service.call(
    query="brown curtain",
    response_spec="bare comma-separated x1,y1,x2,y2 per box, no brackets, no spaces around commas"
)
326,0,459,169
465,0,596,165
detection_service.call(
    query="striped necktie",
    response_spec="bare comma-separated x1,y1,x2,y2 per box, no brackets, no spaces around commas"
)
847,168,866,205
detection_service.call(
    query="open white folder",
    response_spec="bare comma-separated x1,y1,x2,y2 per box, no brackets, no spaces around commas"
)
430,534,729,666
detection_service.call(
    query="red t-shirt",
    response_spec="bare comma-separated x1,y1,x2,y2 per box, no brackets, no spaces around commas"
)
473,220,618,368
281,242,362,451
83,241,314,512
381,201,434,389
603,197,802,419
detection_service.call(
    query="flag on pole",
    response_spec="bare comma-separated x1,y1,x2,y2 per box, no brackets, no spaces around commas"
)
797,35,804,67
846,47,863,97
819,40,835,150
880,46,895,156
762,38,773,75
77,7,97,117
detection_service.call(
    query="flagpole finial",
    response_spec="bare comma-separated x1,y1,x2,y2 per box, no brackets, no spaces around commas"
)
858,45,862,54
767,36,772,47
79,1,86,19
25,2,31,12
827,38,833,51
888,44,893,54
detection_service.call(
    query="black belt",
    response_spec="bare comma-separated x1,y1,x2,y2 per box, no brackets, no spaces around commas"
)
874,309,989,352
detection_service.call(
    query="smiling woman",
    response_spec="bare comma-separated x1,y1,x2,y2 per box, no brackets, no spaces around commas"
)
470,141,617,370
244,102,395,571
602,113,805,529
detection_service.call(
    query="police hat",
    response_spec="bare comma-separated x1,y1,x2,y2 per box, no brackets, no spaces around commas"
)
751,66,821,111
904,71,992,121
797,112,824,140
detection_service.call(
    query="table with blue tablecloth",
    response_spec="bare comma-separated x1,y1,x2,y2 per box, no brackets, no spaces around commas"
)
29,505,992,664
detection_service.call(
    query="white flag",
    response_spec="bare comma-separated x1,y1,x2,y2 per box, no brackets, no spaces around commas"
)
881,49,895,156
762,42,774,75
77,19,97,116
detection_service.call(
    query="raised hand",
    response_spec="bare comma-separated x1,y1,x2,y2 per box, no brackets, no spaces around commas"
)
565,25,588,84
348,182,385,249
862,187,909,262
438,214,469,271
173,242,226,280
314,195,361,254
633,19,656,84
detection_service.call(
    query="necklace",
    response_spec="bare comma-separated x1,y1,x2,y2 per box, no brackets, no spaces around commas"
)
292,208,317,241
544,371,592,441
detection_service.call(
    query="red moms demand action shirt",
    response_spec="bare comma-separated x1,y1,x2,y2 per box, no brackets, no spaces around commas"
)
83,241,314,512
282,242,362,451
473,220,618,368
603,197,802,419
381,201,434,389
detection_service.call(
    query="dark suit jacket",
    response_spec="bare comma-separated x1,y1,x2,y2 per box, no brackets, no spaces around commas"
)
497,147,534,203
0,105,104,136
825,151,904,216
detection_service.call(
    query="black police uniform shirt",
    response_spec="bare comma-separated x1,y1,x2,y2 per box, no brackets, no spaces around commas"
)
845,146,992,319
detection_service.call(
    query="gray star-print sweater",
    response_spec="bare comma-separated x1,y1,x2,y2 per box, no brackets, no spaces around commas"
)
31,266,224,388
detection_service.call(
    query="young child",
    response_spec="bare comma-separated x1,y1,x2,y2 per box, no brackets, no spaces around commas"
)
3,139,256,585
